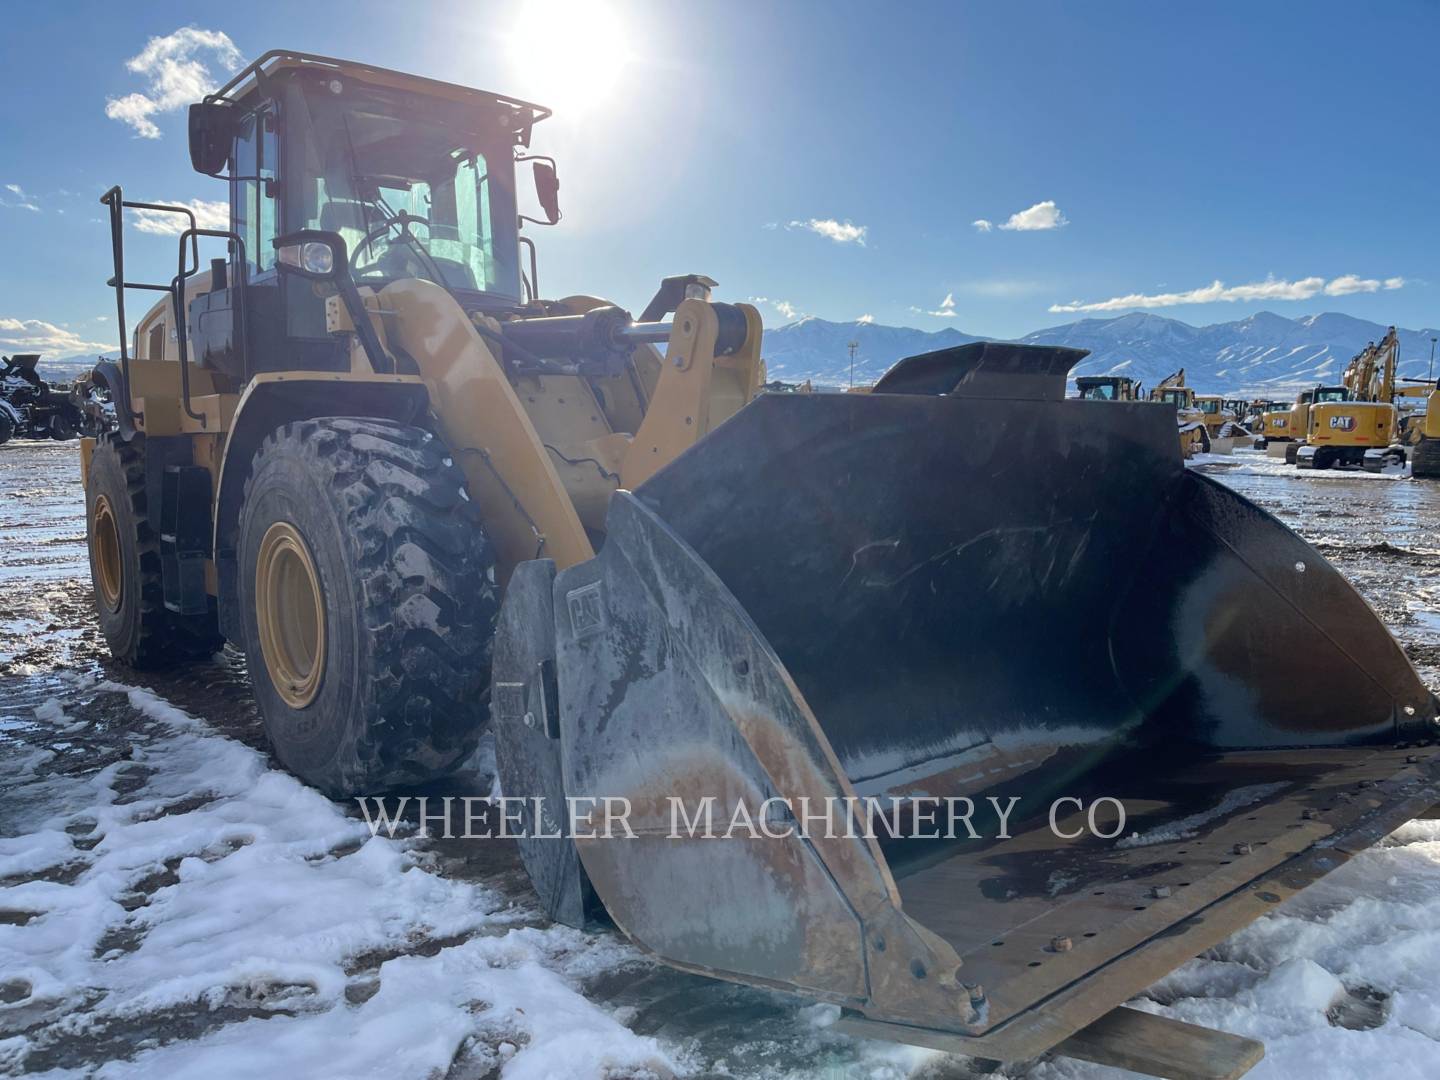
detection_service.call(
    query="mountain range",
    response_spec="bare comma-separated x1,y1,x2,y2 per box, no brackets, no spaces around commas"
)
33,310,1440,397
762,311,1440,394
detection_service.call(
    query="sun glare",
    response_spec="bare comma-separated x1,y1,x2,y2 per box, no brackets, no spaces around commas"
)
509,1,631,115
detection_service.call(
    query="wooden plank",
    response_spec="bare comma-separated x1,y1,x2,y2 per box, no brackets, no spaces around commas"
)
1054,1006,1263,1080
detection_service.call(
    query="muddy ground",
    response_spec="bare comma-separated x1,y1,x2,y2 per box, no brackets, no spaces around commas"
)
2,437,1439,1079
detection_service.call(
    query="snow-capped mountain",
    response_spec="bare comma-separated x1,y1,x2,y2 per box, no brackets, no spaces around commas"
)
22,314,1440,397
763,312,1440,394
759,318,983,387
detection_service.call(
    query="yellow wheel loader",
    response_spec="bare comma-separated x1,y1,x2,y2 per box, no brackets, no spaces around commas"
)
82,51,1440,1078
1074,374,1140,400
1149,370,1209,456
1194,393,1236,436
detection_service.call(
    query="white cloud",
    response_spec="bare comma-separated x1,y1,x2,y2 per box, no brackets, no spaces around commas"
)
787,218,867,245
747,296,804,323
1049,273,1405,314
105,28,242,139
1,183,39,212
1323,274,1383,296
0,317,114,357
910,292,957,318
128,198,229,235
856,314,875,324
1384,277,1405,290
997,200,1068,231
975,200,1068,233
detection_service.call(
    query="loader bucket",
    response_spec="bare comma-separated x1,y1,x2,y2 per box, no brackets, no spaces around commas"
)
491,343,1440,1062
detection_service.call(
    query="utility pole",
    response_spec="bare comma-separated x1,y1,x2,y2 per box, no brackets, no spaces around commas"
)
1430,337,1436,383
847,340,859,389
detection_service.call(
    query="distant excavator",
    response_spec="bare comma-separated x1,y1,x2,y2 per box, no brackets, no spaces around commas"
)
1296,328,1403,470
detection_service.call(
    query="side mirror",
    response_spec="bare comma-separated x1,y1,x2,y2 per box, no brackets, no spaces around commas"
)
533,160,561,225
274,230,349,280
188,102,236,176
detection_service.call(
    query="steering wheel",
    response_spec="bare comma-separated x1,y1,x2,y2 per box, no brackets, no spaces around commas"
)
353,209,432,265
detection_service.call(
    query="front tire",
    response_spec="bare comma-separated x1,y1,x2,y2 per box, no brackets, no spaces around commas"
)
237,418,497,797
86,435,223,667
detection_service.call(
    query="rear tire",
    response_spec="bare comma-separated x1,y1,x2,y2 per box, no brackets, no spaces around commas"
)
86,435,223,668
1414,437,1440,479
1285,442,1301,465
237,417,497,797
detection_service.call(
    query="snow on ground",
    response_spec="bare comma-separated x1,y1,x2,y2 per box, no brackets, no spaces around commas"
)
0,678,675,1080
1187,445,1410,481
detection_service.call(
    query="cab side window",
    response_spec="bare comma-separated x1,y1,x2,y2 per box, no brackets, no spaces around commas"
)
232,107,280,275
258,111,278,271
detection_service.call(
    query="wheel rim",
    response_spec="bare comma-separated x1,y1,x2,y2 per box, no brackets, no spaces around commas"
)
92,494,123,612
255,521,326,709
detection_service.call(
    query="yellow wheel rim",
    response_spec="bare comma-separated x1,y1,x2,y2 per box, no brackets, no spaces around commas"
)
92,494,123,612
255,521,326,709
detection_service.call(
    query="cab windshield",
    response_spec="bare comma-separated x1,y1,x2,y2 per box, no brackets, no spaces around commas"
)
1198,399,1220,414
1080,382,1117,400
1314,388,1351,403
1160,390,1187,407
298,82,521,299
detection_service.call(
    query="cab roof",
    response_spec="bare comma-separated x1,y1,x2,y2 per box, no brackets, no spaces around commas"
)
206,50,552,145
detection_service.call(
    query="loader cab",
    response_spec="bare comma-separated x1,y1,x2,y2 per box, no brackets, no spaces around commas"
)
185,54,547,386
1156,387,1194,409
1075,375,1136,401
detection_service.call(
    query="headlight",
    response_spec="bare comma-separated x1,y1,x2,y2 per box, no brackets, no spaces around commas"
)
278,241,335,276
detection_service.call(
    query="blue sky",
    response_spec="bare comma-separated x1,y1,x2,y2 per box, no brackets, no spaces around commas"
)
2,1,1437,358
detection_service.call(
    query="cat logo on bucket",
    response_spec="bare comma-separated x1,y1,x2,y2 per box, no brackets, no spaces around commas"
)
1329,415,1356,432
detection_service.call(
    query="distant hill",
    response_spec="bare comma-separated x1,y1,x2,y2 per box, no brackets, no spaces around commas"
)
763,312,1440,394
18,313,1440,398
27,354,116,381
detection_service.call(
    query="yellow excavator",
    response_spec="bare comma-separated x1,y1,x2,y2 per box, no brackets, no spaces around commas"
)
1298,328,1402,470
1266,385,1350,462
81,51,1440,1077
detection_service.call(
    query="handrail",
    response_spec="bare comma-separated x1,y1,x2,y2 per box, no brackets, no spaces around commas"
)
99,187,203,420
171,228,248,428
